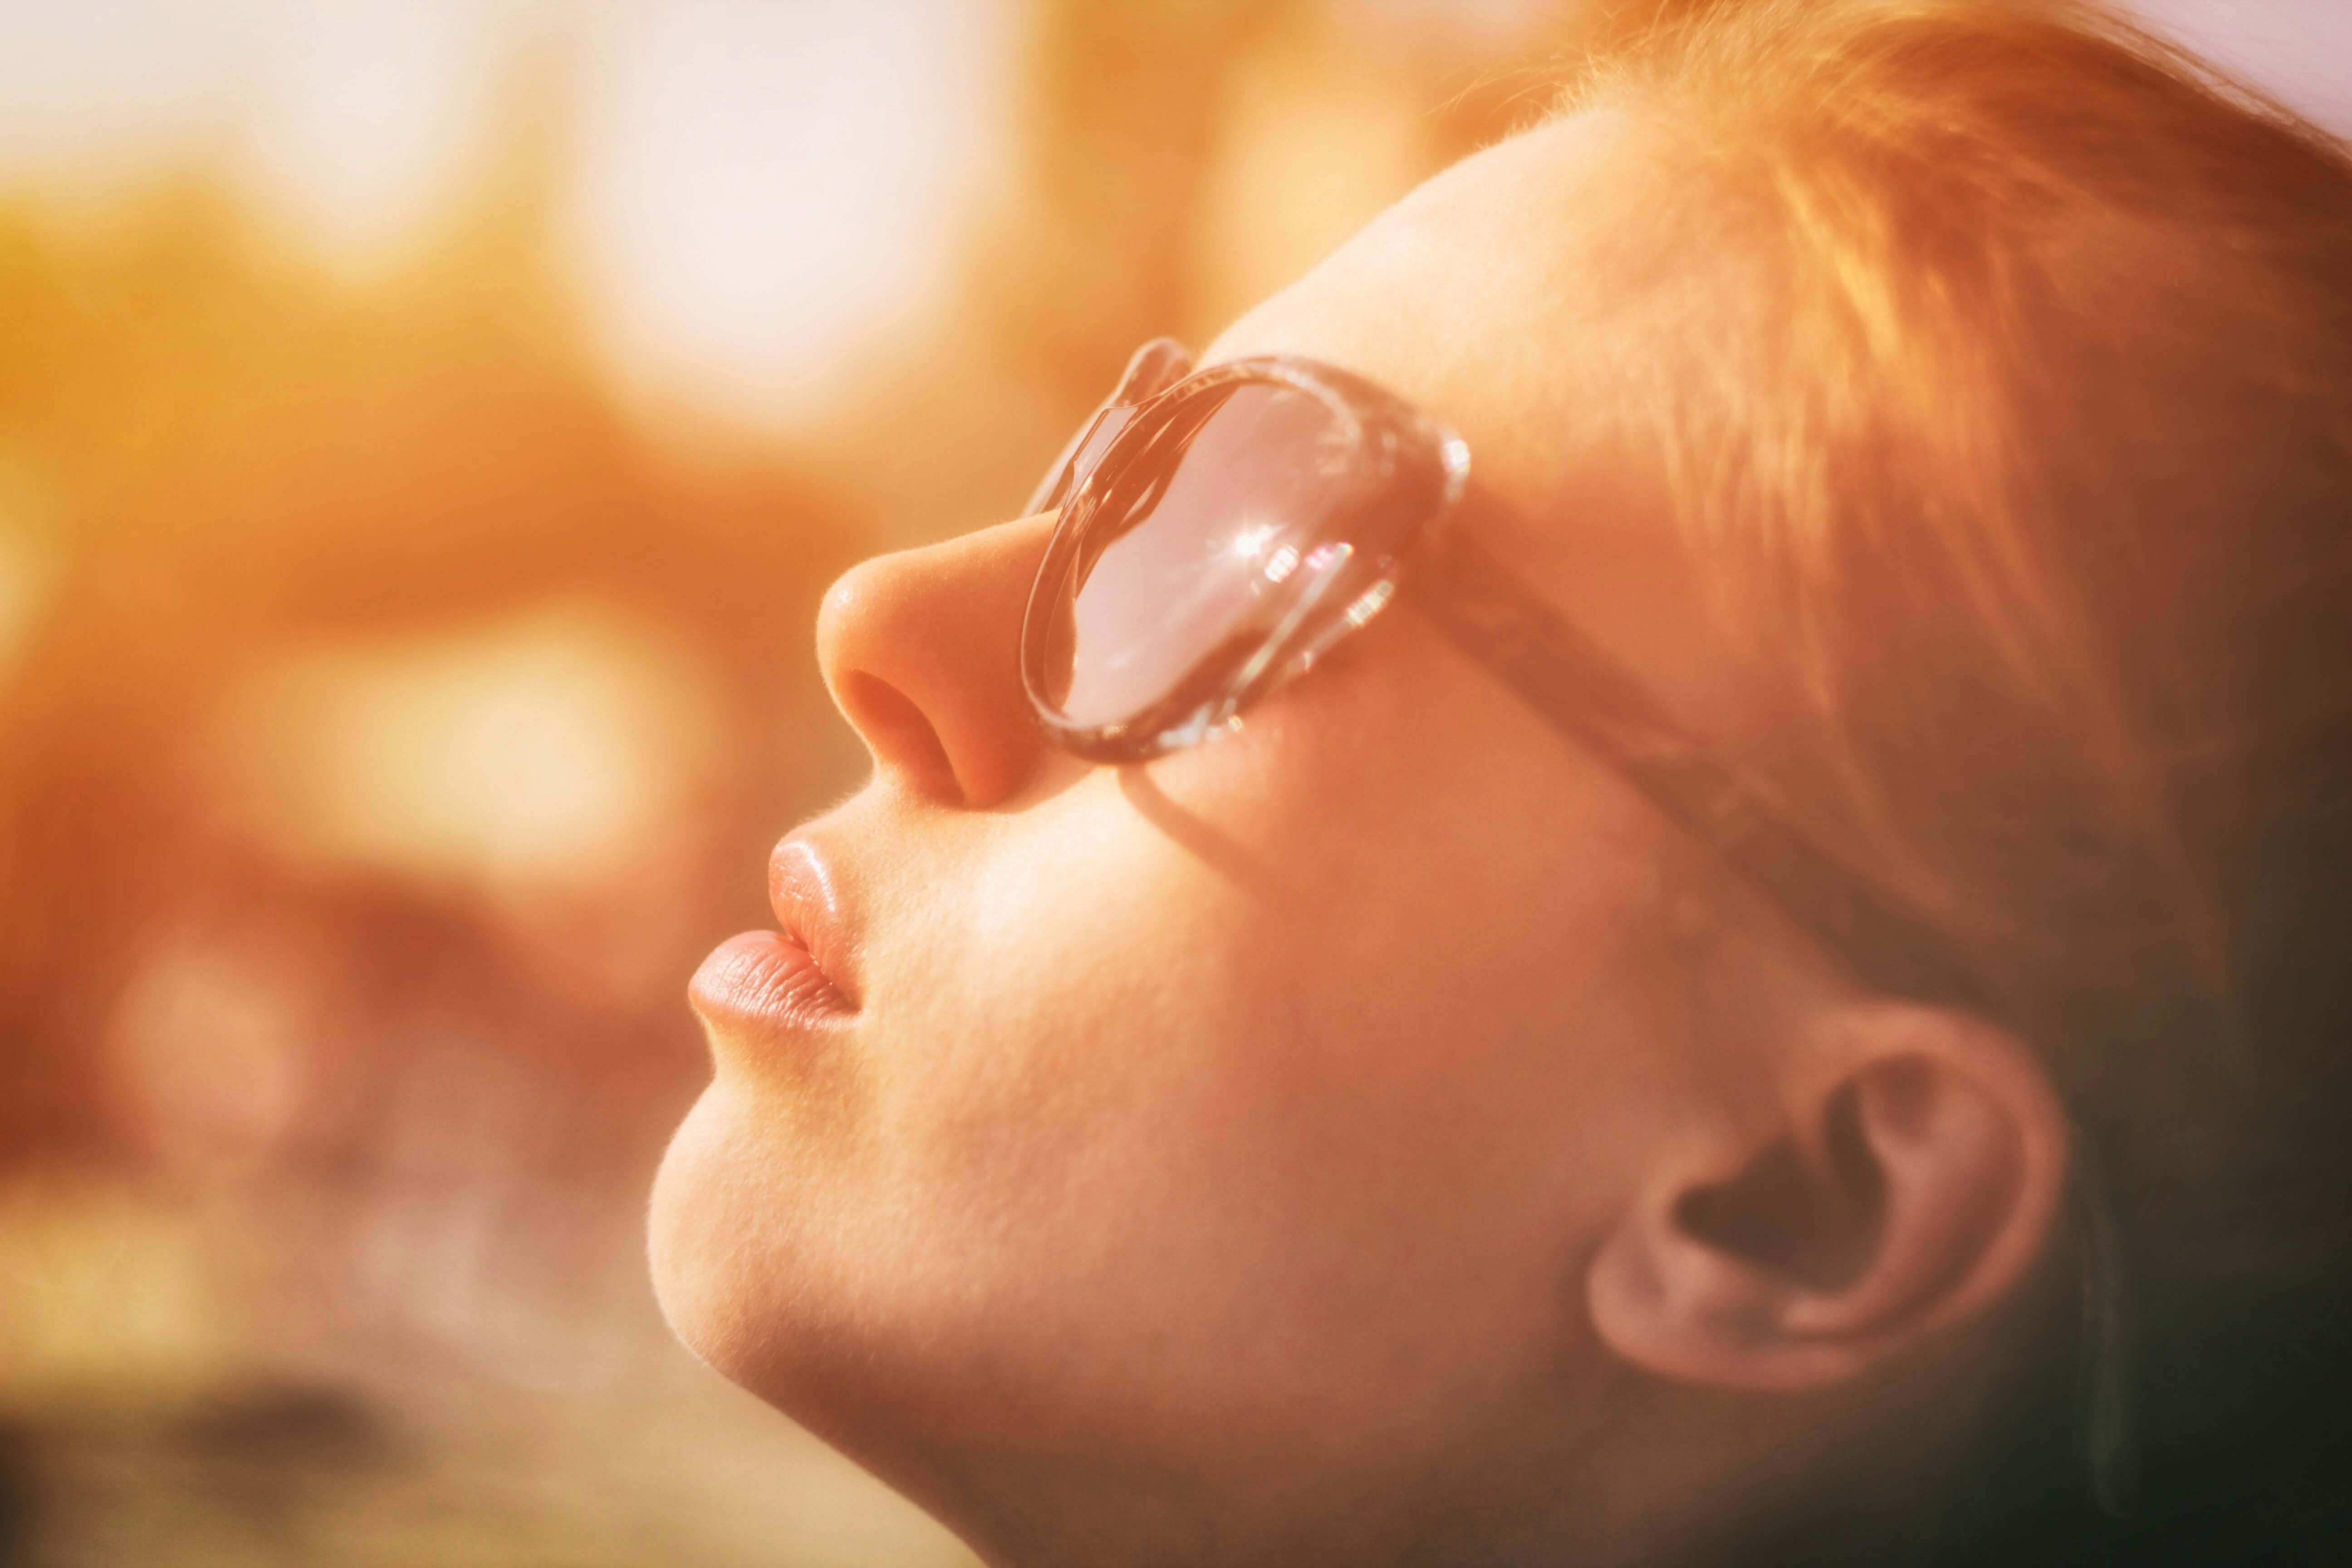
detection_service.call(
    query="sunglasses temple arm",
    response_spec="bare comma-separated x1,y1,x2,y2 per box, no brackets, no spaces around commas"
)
1409,533,1982,1008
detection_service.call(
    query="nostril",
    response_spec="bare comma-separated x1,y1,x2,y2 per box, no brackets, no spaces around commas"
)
840,671,962,803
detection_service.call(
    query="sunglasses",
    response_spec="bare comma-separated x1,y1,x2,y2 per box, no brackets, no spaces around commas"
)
1020,338,1970,1005
1019,338,2139,1519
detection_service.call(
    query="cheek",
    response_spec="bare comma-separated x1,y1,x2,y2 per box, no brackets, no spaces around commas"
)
1101,627,1702,1246
649,1069,933,1419
863,664,1676,1370
868,787,1304,1246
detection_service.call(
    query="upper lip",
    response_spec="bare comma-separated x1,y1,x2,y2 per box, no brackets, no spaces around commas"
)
769,833,862,1008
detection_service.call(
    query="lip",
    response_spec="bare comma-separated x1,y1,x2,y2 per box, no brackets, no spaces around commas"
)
687,835,860,1038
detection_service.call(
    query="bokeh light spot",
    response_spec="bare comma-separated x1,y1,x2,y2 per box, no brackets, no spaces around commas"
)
197,600,723,902
564,0,1018,434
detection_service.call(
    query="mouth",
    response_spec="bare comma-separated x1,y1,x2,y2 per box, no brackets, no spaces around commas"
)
687,836,859,1038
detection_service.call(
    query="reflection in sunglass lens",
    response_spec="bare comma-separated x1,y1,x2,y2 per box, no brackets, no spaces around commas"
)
1034,382,1357,735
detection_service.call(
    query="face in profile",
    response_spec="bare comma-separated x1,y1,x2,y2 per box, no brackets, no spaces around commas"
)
648,107,2073,1568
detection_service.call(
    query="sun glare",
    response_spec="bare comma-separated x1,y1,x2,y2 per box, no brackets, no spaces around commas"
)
564,0,1018,435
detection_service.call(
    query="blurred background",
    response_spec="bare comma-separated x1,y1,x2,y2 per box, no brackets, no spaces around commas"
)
0,2,2342,1564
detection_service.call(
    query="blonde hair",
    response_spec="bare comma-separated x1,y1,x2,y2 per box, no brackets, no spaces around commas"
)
1565,1,2352,1554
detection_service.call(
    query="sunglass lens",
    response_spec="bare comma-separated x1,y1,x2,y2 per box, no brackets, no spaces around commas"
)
1030,381,1359,741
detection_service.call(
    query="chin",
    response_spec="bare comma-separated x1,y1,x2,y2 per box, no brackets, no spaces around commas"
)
647,1081,896,1425
647,1085,779,1385
647,1084,996,1542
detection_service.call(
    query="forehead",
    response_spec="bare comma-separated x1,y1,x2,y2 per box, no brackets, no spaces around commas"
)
1202,111,1652,550
1201,111,1738,710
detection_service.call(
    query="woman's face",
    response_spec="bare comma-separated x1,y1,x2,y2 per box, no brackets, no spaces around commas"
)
654,114,1783,1557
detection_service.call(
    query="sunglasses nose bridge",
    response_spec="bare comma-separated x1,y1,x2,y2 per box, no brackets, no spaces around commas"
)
1116,338,1196,402
1022,339,1199,518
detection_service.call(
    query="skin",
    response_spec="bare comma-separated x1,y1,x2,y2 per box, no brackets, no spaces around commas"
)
650,112,2072,1568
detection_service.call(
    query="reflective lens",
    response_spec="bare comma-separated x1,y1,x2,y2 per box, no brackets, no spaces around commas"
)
1028,380,1362,743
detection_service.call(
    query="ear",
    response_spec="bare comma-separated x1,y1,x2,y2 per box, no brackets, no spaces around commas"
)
1587,1003,2069,1392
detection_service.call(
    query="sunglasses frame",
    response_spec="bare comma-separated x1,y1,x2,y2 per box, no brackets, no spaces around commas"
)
1021,341,1974,1004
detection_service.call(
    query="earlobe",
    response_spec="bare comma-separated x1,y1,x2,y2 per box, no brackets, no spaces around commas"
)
1587,1005,2069,1393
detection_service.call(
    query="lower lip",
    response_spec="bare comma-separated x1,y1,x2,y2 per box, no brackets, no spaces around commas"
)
689,930,855,1038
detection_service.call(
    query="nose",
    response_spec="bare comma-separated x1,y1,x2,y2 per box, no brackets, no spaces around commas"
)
815,512,1060,808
